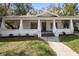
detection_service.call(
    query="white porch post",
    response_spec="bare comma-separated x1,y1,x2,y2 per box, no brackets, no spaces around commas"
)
1,19,6,30
38,19,41,37
19,19,23,36
70,19,74,33
19,19,23,30
53,19,58,37
53,19,56,33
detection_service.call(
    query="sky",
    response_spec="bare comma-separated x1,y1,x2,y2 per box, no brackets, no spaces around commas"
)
32,3,79,10
32,3,64,10
32,3,51,10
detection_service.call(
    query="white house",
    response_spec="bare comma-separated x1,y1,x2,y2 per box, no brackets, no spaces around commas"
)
0,11,79,37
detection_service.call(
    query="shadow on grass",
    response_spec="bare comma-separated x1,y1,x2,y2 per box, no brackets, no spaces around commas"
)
37,45,56,56
4,50,30,56
3,46,56,56
0,36,44,42
59,35,79,42
3,49,56,56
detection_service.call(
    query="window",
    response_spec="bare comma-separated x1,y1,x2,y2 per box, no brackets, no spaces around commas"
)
5,21,20,29
0,22,1,27
0,20,1,28
63,20,69,28
56,22,58,28
31,22,37,29
50,23,53,29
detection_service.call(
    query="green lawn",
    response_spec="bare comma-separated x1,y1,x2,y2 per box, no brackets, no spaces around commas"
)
59,35,79,54
0,37,56,56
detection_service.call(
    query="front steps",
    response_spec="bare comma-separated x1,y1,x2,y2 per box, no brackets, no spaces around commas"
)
42,32,54,37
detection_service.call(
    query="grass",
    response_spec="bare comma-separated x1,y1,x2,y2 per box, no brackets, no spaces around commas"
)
0,37,56,56
59,35,79,54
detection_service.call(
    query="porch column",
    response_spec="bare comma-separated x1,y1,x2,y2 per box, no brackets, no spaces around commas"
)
70,19,74,33
19,19,23,30
53,19,59,37
53,19,56,33
38,19,41,37
1,19,6,30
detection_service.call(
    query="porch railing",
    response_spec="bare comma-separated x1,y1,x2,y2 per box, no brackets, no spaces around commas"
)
1,29,38,36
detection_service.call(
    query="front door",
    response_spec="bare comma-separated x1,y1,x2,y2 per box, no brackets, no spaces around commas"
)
42,22,46,32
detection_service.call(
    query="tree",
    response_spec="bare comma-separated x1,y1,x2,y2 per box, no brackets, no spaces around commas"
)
0,3,13,16
27,9,43,15
48,3,78,16
48,3,64,16
63,3,78,16
49,7,63,16
14,3,33,15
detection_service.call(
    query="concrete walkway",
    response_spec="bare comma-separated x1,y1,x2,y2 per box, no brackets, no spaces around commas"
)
41,37,79,56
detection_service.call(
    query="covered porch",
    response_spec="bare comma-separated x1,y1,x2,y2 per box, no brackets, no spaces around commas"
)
0,16,75,37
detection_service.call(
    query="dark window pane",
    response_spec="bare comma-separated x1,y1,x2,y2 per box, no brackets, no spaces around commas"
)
50,23,53,29
63,20,69,28
31,22,37,29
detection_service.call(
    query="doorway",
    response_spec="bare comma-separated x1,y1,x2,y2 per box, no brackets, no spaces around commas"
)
42,22,46,32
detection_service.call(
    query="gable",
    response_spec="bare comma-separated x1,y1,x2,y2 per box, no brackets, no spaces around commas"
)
36,11,59,17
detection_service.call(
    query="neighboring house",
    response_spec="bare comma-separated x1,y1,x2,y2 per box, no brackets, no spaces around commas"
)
0,11,79,37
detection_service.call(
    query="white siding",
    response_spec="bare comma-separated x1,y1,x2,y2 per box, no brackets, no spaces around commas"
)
56,20,63,29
